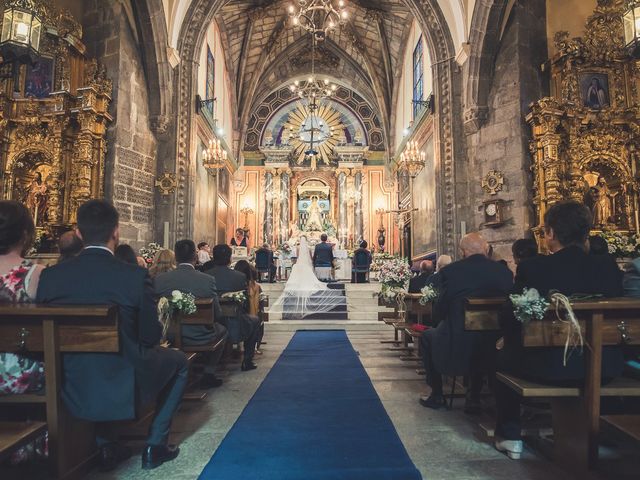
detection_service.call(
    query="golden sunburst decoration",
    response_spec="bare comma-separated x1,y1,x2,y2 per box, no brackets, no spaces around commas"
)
285,100,344,170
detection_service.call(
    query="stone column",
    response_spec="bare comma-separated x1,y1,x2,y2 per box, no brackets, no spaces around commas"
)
279,172,290,246
263,172,274,245
337,171,347,247
354,171,363,244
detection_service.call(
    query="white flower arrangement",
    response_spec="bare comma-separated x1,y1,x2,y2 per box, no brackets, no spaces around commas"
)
377,257,412,289
157,290,197,340
419,285,438,305
598,230,640,258
370,252,395,272
222,290,248,305
509,288,549,323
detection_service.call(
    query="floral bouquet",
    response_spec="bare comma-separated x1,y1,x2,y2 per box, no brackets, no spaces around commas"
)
370,252,395,272
419,285,438,305
509,288,549,323
158,290,197,339
139,242,161,266
222,290,248,305
377,257,412,289
598,230,640,258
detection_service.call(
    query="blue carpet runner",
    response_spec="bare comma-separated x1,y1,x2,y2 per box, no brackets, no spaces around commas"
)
198,330,422,480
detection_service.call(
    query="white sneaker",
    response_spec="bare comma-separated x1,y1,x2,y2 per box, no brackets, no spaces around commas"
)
494,439,523,460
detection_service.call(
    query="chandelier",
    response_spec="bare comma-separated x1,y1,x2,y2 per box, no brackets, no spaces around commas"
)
289,34,337,109
202,138,227,174
288,0,348,42
399,141,426,178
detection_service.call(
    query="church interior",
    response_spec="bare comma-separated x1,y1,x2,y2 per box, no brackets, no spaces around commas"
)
2,0,640,479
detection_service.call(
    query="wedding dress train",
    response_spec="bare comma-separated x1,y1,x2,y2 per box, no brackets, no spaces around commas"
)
270,236,345,318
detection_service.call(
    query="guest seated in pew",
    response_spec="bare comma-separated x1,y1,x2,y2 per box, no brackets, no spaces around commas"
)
435,254,452,272
205,244,260,371
494,201,623,460
234,260,265,354
57,230,83,264
511,238,538,266
36,200,189,471
0,201,45,395
409,260,435,293
419,232,513,412
114,244,139,265
154,239,228,389
149,248,176,279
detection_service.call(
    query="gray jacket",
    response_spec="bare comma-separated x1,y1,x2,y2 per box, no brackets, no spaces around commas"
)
154,264,222,343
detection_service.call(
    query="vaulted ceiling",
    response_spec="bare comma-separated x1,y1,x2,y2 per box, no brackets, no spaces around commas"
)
213,0,414,148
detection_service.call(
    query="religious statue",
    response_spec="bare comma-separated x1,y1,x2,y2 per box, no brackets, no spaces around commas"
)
24,172,48,227
305,195,324,232
592,177,614,227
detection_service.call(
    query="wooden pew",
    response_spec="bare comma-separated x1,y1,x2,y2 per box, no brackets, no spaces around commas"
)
464,297,507,331
0,304,119,479
464,297,640,471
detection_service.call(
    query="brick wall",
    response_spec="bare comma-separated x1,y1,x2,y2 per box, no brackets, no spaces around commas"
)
83,1,157,250
464,0,548,265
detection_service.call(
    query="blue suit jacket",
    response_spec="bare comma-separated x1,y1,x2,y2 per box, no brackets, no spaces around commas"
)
313,242,334,267
36,248,170,421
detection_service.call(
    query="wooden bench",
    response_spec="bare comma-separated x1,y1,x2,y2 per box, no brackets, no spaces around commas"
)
490,298,640,471
601,415,640,443
0,304,119,479
464,297,507,331
0,420,47,463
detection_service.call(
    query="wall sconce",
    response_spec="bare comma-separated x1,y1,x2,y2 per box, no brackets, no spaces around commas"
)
240,206,254,232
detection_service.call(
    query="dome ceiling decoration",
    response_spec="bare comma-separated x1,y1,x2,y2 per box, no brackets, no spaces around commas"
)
284,100,344,170
245,84,384,152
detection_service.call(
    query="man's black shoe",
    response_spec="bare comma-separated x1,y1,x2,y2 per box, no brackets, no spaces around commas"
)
98,443,132,472
241,361,257,371
198,374,223,389
419,394,447,409
141,444,180,470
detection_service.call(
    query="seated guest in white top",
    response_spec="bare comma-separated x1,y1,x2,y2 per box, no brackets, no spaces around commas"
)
197,242,211,265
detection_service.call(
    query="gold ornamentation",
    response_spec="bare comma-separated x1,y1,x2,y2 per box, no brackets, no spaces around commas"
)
156,173,178,196
529,0,640,239
481,170,505,195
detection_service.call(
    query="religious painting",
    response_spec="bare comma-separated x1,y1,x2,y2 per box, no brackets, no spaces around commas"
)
580,73,609,110
25,57,54,98
205,46,215,117
411,136,436,258
218,166,229,201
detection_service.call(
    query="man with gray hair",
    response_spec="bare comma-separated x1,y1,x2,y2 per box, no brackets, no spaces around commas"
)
419,232,513,413
409,260,434,293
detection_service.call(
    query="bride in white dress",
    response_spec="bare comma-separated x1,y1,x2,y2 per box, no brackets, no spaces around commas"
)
270,236,345,318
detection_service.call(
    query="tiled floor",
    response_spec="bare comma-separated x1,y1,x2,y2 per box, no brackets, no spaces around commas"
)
75,328,640,479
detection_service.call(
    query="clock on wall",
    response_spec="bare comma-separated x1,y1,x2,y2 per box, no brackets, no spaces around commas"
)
482,199,505,227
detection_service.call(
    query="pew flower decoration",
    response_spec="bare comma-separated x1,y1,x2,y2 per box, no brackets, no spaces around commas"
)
139,242,161,266
509,288,549,323
222,290,248,305
419,285,438,305
157,290,197,340
370,252,395,272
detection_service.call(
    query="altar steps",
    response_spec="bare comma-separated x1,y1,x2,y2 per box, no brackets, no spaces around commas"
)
262,281,394,322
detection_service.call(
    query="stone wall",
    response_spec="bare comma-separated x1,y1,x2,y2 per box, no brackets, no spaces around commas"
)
83,1,157,250
463,0,548,265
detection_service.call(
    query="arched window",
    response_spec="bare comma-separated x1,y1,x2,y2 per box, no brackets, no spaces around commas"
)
412,36,424,119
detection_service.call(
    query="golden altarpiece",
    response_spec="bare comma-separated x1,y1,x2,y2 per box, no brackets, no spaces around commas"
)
527,0,640,246
0,6,111,251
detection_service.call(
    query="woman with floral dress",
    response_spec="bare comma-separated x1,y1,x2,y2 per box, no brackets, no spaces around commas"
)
0,200,45,395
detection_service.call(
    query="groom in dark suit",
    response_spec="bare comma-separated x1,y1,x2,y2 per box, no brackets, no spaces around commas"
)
313,234,334,281
36,200,188,471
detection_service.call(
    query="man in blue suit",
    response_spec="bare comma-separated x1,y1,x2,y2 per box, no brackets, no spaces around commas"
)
313,234,334,281
37,200,188,471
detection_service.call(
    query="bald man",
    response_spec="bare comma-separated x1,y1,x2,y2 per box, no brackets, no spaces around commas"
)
58,231,83,264
419,232,513,412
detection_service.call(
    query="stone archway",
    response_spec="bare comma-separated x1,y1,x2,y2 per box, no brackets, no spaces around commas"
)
168,0,508,255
